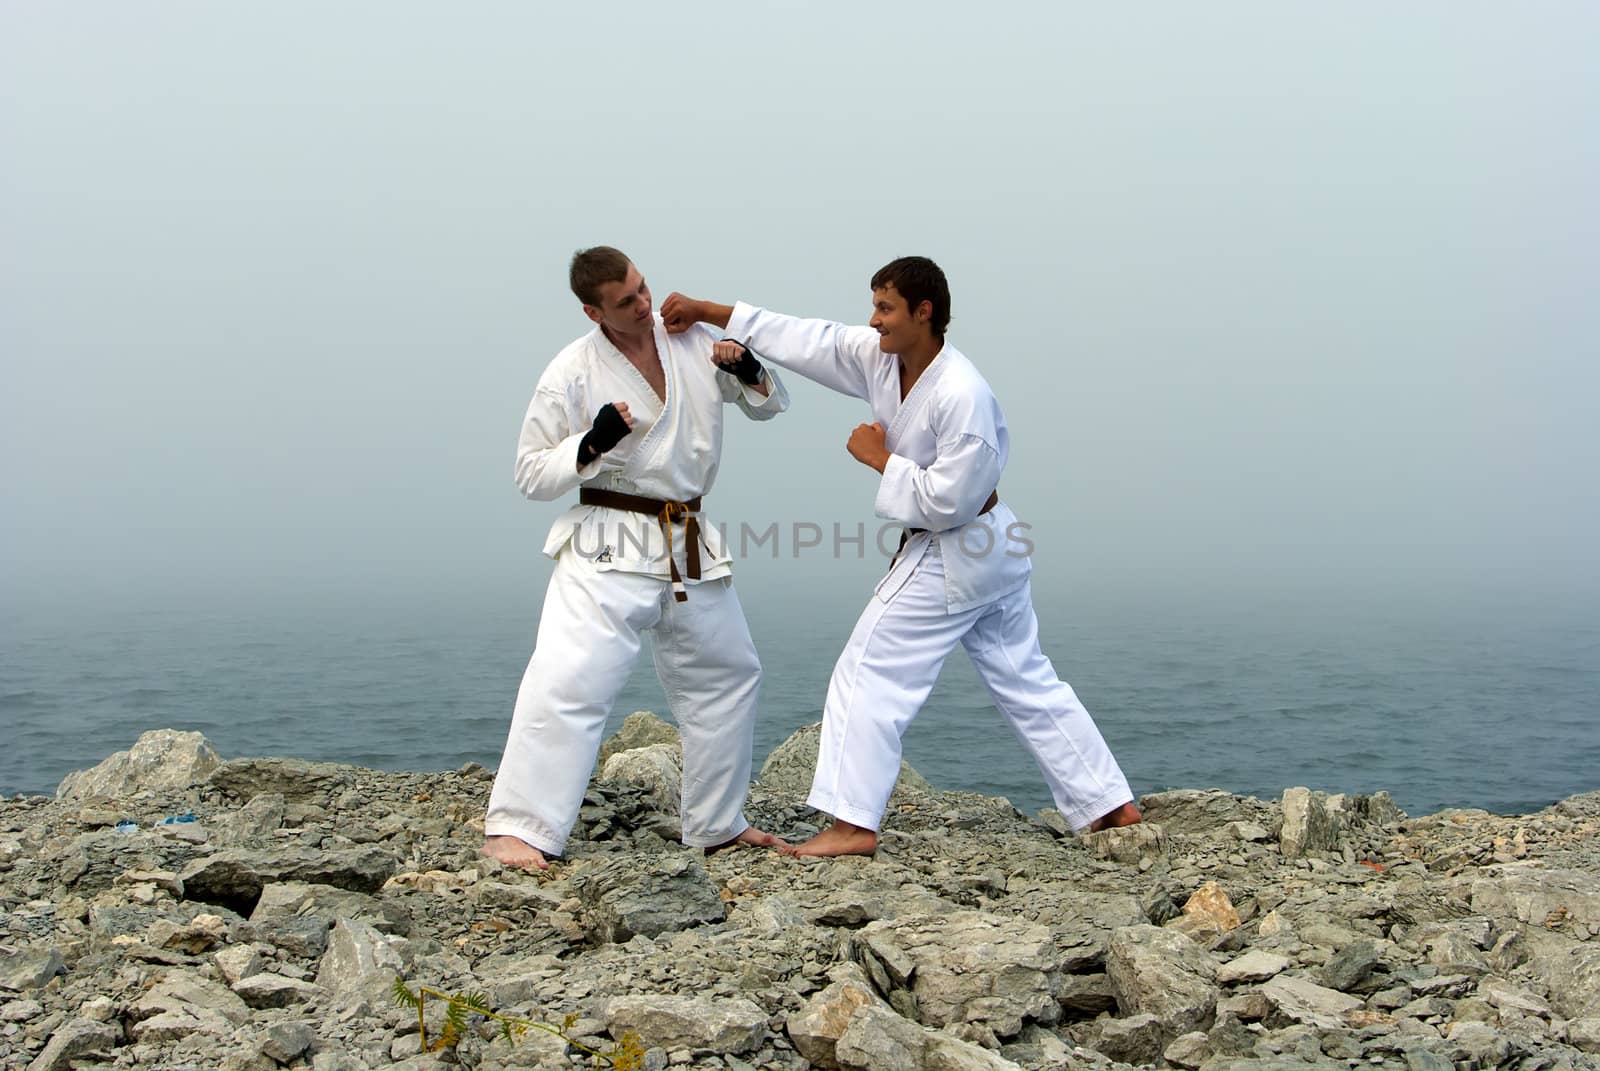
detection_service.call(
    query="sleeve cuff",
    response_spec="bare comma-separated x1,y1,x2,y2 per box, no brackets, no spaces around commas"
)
736,370,775,408
874,453,916,522
566,430,604,482
727,300,760,340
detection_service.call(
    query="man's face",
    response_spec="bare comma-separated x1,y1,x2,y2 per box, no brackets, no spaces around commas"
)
584,263,654,336
868,285,929,355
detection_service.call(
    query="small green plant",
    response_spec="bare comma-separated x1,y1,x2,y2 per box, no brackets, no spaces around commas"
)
390,976,647,1069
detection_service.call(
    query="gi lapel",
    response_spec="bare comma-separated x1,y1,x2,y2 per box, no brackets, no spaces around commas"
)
885,347,950,452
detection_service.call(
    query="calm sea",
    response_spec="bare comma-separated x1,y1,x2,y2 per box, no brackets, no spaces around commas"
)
3,577,1596,818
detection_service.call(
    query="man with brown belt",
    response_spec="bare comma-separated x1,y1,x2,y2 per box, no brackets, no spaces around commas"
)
481,246,790,870
663,256,1140,857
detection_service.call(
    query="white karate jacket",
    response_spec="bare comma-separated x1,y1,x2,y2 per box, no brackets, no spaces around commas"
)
515,316,789,579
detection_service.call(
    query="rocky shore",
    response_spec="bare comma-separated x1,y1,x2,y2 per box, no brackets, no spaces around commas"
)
3,721,1598,1071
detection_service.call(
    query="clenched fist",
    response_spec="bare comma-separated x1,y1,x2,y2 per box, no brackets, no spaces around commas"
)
846,422,890,473
660,292,703,335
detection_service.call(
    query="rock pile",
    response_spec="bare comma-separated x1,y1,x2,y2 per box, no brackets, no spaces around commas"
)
1,723,1597,1071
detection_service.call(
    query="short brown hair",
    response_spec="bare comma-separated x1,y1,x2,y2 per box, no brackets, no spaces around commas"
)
569,246,632,306
871,256,951,338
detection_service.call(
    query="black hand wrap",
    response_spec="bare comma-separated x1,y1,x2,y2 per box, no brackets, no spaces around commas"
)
719,340,765,387
577,403,631,467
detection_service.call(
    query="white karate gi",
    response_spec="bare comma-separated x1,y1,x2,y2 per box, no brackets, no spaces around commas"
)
484,316,789,857
726,303,1133,832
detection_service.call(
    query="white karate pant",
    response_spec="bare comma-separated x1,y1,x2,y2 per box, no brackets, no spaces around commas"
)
484,552,761,856
809,542,1133,833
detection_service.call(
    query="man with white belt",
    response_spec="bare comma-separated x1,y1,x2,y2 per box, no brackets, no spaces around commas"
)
661,257,1140,857
482,246,790,870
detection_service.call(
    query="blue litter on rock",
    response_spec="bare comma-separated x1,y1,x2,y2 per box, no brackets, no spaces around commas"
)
159,813,197,825
114,820,138,833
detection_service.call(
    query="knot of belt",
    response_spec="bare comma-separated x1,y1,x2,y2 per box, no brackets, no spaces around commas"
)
579,488,703,602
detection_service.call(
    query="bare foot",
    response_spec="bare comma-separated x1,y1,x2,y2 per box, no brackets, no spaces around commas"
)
781,820,877,858
480,835,549,870
1088,802,1143,833
705,825,788,855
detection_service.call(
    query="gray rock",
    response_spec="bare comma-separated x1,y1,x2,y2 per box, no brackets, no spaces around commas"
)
1401,1052,1454,1071
1471,866,1600,936
1203,1055,1346,1071
572,852,725,943
1208,1011,1260,1054
1349,790,1405,826
0,946,65,992
1443,1020,1511,1067
1525,942,1600,1020
1423,930,1489,976
252,881,400,929
834,1004,928,1071
600,744,682,816
213,791,287,842
1138,790,1277,835
1478,976,1549,1018
180,846,399,907
731,892,813,939
56,728,221,799
215,944,265,984
315,918,404,997
1080,1012,1167,1064
251,914,332,958
385,1056,449,1071
1566,1017,1600,1054
996,888,1144,971
810,877,955,928
87,904,165,940
25,1018,120,1071
853,910,1062,1037
786,963,890,1070
1548,790,1600,818
1217,949,1290,986
473,880,562,913
131,1004,239,1043
598,710,681,768
1105,924,1219,1040
760,722,930,800
1259,974,1362,1028
208,756,357,802
1055,972,1117,1014
2,999,44,1021
130,970,251,1026
835,1004,1021,1071
262,1020,317,1064
1216,991,1273,1022
603,994,767,1055
1320,939,1381,991
1164,1029,1213,1070
234,973,326,1009
1280,787,1341,858
146,913,228,954
1081,823,1169,864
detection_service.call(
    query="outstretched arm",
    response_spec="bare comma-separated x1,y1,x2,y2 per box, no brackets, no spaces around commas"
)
663,293,879,402
664,297,735,330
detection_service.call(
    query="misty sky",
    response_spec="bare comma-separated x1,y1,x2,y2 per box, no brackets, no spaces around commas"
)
3,3,1597,612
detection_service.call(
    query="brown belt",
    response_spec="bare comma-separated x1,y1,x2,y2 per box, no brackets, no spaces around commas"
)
893,489,1001,567
579,488,703,602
